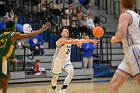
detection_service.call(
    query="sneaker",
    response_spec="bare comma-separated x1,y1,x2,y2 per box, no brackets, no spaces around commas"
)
52,86,58,93
59,89,66,93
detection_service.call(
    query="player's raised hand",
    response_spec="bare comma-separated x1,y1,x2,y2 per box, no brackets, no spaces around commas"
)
41,22,51,31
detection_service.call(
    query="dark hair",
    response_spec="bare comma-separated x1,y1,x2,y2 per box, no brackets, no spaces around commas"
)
6,21,16,31
121,0,135,9
59,26,69,35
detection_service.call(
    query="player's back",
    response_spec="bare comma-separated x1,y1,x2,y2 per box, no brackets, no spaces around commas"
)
53,44,71,62
0,32,15,57
122,10,140,53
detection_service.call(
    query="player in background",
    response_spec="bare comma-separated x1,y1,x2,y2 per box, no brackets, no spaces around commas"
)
109,0,140,93
51,26,99,93
0,21,50,93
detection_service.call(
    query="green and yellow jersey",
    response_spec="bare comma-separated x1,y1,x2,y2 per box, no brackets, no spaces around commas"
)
0,32,15,78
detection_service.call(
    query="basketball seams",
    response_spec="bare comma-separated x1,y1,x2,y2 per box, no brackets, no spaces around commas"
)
97,28,103,36
95,27,100,35
93,26,104,38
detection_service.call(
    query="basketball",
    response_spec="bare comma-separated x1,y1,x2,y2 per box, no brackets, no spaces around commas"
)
92,26,104,38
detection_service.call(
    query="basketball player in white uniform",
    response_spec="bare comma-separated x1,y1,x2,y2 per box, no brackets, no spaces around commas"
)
109,0,140,93
51,27,99,93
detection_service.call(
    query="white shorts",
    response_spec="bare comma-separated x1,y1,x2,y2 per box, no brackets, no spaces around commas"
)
118,45,140,77
51,60,73,75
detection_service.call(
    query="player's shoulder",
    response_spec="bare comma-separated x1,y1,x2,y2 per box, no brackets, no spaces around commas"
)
120,12,130,17
121,10,137,18
119,12,132,22
56,38,63,43
58,38,68,43
56,38,64,47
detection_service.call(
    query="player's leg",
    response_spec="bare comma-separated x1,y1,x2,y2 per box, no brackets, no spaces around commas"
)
63,65,74,86
132,57,140,86
134,74,140,86
130,47,140,86
12,58,17,71
51,74,59,92
108,48,137,93
109,55,131,93
0,78,2,89
83,57,88,69
59,65,74,93
1,77,9,93
0,57,10,93
51,61,63,93
10,58,17,71
108,69,130,93
131,60,140,86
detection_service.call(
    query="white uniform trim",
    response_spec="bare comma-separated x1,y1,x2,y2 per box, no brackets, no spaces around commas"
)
2,59,7,75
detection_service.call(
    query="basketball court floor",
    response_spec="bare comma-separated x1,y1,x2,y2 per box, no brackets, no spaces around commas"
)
1,78,140,93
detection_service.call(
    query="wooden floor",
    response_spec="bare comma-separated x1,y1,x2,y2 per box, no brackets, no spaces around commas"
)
1,79,140,93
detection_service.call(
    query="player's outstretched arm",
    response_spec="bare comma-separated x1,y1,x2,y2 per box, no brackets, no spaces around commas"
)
56,38,100,47
12,23,51,43
56,39,80,47
79,39,100,44
77,39,100,48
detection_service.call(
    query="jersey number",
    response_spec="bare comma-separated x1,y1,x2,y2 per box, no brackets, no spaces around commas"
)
0,38,7,48
66,49,70,54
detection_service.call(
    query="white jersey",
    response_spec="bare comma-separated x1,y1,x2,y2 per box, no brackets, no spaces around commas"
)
53,44,71,62
122,10,140,54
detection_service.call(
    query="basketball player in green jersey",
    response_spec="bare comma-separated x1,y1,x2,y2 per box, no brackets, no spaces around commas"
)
0,21,50,93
